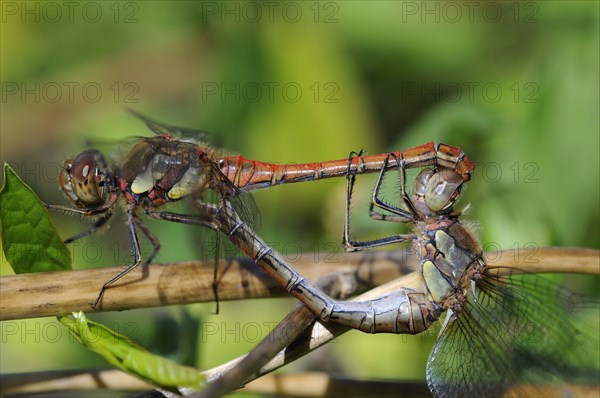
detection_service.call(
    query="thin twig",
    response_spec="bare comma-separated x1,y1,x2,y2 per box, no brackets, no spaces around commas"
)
240,372,433,398
0,369,152,395
196,271,425,396
0,369,434,397
196,271,364,398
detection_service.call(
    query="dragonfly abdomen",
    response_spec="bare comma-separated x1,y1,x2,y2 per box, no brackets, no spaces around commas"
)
219,156,338,190
220,142,475,192
329,290,441,334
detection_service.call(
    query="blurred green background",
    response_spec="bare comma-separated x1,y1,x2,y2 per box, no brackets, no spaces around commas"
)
1,1,598,395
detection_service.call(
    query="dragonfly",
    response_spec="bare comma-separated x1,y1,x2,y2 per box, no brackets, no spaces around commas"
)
339,152,599,396
343,154,600,397
48,113,247,308
192,150,598,397
48,112,472,307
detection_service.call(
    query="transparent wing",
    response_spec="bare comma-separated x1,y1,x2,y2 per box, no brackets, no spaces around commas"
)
427,269,600,398
205,160,260,230
230,189,260,230
128,109,211,143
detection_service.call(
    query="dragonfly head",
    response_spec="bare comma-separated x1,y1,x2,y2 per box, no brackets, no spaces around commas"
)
60,150,109,208
413,168,464,216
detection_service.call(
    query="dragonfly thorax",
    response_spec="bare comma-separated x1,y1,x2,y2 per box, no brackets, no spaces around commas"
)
60,150,110,208
417,219,484,307
118,138,211,205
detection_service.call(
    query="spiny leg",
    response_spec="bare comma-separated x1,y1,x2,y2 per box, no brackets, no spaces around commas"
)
45,195,118,244
210,194,239,315
144,206,222,311
93,207,142,307
342,150,363,250
44,194,117,216
134,215,161,265
368,153,415,222
63,209,113,245
212,229,221,314
397,156,421,219
144,209,215,229
343,151,416,252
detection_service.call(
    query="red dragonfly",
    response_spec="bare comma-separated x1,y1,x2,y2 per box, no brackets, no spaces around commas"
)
48,112,474,306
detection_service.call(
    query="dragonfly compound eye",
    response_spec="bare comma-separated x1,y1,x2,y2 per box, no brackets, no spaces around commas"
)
59,159,78,204
423,168,463,213
62,150,108,206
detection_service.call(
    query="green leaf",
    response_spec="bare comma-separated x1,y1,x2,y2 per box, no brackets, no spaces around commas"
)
0,163,71,273
59,312,205,390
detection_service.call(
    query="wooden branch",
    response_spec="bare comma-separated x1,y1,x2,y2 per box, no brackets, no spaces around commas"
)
0,249,417,320
484,246,599,274
1,247,597,321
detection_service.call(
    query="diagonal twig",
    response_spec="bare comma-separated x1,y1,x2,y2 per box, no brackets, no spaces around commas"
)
195,270,366,398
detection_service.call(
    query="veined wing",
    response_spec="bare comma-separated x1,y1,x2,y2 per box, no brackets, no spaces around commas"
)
129,109,211,144
204,157,260,229
426,269,599,398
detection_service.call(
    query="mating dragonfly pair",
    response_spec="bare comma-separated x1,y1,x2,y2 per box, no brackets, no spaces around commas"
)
49,113,598,397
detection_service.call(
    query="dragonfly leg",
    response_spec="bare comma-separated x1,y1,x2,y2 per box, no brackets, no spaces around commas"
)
133,214,161,265
44,193,117,216
45,194,118,244
145,205,224,311
62,209,113,245
93,206,142,307
368,153,416,222
144,208,215,230
212,230,221,315
397,156,421,219
343,151,416,252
